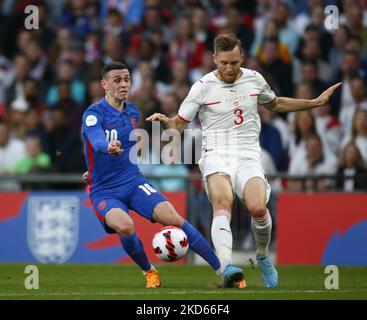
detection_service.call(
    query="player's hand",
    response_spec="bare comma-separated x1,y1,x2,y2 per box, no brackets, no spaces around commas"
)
314,82,342,106
146,113,170,124
83,171,90,185
108,140,123,157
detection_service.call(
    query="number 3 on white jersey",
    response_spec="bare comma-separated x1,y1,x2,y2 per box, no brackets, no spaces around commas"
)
233,108,244,125
138,183,157,195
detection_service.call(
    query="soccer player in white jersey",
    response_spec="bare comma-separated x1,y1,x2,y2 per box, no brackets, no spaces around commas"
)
147,33,341,288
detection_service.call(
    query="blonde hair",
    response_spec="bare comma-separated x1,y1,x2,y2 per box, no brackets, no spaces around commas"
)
214,33,243,54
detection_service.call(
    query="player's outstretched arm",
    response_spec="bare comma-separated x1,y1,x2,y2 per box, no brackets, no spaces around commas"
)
146,113,187,133
263,82,342,113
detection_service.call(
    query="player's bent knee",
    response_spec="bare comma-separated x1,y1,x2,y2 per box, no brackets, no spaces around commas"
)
212,199,232,212
247,203,267,218
113,222,135,236
153,202,185,227
160,211,184,227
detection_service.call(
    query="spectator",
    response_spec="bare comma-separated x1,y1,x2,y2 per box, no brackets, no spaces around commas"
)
258,103,290,152
221,6,254,52
131,60,155,96
64,40,90,83
102,34,126,64
272,3,300,55
103,8,124,37
100,0,145,32
23,77,45,116
342,109,367,165
344,5,367,48
169,16,205,70
0,47,13,105
48,27,74,66
45,59,87,106
339,77,367,140
59,0,91,41
332,51,365,121
260,38,293,97
0,122,26,174
8,97,29,140
288,134,338,191
329,25,351,71
23,38,50,82
288,110,317,164
294,38,333,84
5,54,31,107
48,80,84,133
7,135,50,174
160,92,179,118
191,6,215,51
313,104,342,155
299,61,328,96
45,107,79,172
258,105,286,171
131,77,161,132
251,19,291,64
336,142,367,191
87,78,105,105
25,108,48,152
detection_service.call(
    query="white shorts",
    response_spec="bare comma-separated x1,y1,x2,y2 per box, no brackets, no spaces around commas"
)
198,151,271,203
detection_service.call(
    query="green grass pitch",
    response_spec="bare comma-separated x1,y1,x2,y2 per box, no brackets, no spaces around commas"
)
0,264,366,300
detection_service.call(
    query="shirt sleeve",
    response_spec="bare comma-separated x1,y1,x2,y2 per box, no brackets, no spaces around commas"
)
82,111,109,154
257,72,276,104
177,81,203,122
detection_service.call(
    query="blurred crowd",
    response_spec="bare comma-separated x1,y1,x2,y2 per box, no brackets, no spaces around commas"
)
0,0,367,192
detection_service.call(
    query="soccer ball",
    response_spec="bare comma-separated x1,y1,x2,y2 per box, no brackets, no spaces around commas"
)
152,226,189,262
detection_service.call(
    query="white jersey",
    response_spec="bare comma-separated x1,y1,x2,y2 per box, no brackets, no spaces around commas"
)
178,68,276,160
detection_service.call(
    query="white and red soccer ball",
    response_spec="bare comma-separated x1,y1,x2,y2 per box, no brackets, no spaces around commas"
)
152,226,189,262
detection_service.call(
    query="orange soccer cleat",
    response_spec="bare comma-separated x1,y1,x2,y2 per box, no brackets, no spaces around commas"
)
234,278,247,289
145,270,161,288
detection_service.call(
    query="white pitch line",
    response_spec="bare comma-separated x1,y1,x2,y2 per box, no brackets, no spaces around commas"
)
0,289,365,297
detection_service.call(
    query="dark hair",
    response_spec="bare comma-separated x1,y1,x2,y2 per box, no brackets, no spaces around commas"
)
294,110,316,145
340,142,364,167
101,62,129,79
214,33,243,54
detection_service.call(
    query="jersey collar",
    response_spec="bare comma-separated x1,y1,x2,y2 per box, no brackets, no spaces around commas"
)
102,97,129,116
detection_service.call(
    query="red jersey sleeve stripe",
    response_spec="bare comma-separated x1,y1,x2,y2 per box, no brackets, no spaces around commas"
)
87,139,94,187
178,114,190,123
204,101,221,106
93,207,105,223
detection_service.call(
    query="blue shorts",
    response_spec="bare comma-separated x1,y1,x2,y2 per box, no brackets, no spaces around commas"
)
90,175,167,234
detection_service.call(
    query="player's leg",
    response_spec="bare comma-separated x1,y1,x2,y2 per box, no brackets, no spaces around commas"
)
106,209,160,288
128,176,221,274
93,199,160,288
206,173,245,288
206,173,233,272
151,201,221,274
242,177,278,288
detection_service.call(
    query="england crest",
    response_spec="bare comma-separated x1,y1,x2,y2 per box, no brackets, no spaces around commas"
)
27,196,79,264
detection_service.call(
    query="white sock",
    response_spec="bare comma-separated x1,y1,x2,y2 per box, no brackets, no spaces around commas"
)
211,213,232,273
251,210,272,258
142,264,156,275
